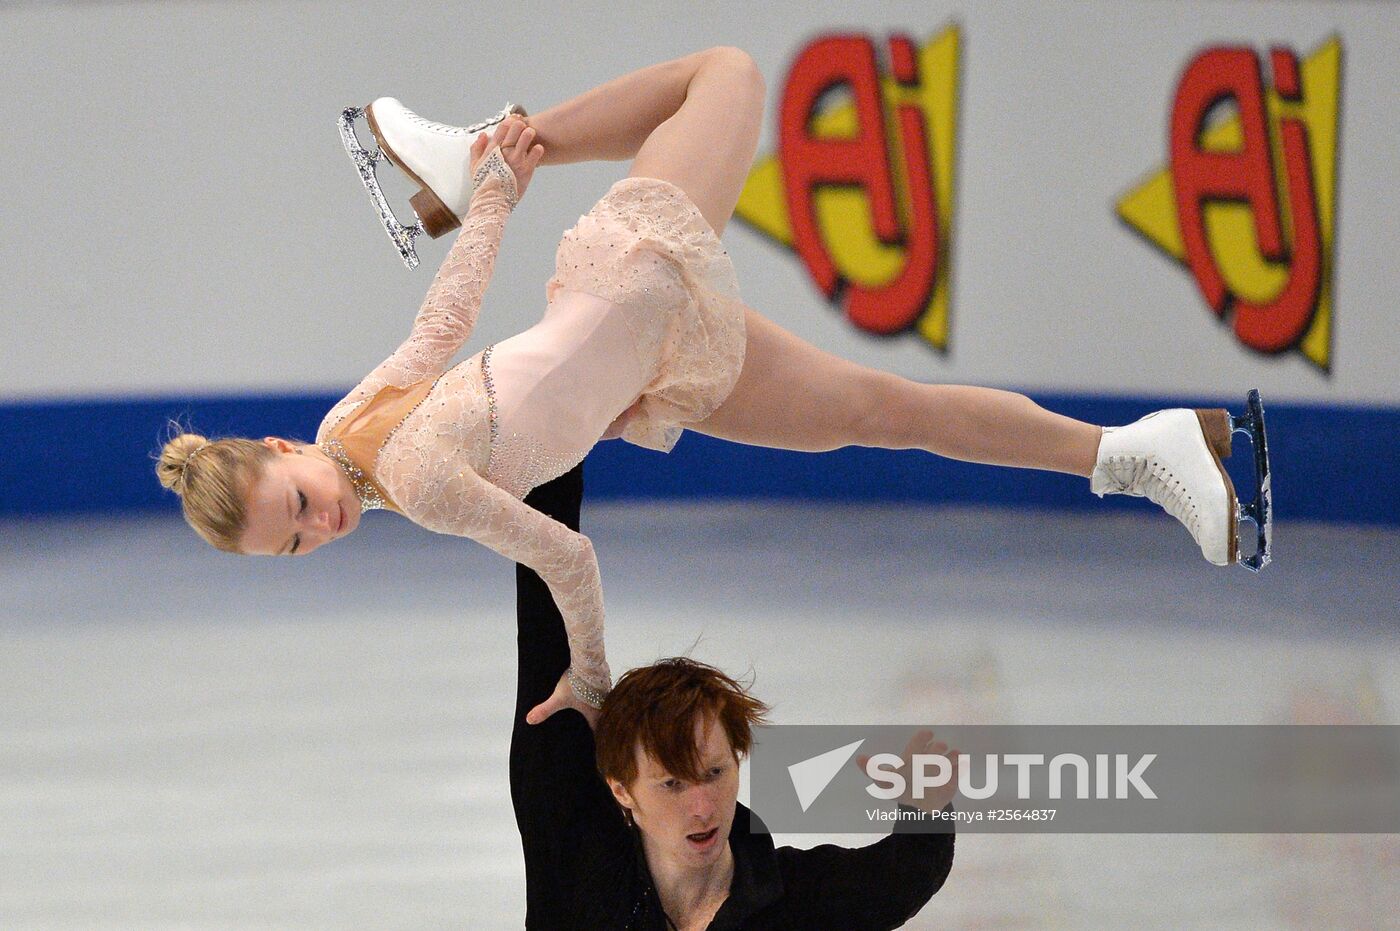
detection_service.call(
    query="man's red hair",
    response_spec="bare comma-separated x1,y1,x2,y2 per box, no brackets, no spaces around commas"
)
595,657,770,787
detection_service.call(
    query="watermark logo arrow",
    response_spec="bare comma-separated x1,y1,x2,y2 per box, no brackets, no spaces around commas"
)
788,738,866,812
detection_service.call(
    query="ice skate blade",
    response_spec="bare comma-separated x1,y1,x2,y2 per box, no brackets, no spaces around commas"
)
1229,388,1272,572
338,106,424,269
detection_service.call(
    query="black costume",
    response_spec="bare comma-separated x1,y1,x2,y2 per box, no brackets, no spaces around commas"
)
512,464,955,929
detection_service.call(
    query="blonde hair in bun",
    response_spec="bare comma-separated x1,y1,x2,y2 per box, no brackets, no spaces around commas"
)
155,420,275,552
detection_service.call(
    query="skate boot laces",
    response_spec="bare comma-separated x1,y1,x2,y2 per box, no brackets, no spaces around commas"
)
401,108,474,136
401,103,521,137
1097,454,1203,542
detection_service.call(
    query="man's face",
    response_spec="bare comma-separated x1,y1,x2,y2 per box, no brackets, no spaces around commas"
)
611,715,741,869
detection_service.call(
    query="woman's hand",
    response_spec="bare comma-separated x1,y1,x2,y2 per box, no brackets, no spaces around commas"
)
470,116,544,202
527,671,602,730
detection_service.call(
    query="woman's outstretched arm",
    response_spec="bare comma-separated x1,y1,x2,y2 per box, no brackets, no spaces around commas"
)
318,162,518,438
376,171,515,384
393,461,612,707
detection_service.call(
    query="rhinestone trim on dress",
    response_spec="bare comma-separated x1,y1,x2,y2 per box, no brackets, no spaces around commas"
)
481,345,500,475
382,378,438,454
566,667,609,709
471,149,519,209
319,437,386,512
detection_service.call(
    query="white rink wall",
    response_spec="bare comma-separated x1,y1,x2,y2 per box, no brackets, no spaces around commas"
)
1,0,1395,405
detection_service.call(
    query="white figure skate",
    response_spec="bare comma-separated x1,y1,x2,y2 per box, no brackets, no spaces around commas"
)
338,98,528,268
1091,389,1272,571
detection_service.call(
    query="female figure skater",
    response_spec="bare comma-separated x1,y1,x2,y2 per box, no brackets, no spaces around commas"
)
157,47,1256,725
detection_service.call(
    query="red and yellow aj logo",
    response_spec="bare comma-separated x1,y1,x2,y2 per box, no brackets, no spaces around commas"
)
734,28,960,350
1118,38,1341,371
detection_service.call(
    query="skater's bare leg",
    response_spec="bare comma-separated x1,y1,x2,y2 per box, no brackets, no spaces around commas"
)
693,308,1102,477
524,47,764,238
523,48,731,166
524,52,1097,474
623,48,764,237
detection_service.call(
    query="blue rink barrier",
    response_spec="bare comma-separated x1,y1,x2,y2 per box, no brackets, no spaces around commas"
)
1,391,1395,525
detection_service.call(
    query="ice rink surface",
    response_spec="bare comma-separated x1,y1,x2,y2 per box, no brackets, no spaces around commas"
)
3,498,1397,929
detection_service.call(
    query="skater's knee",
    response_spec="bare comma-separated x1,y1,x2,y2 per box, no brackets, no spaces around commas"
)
699,48,766,125
706,47,765,91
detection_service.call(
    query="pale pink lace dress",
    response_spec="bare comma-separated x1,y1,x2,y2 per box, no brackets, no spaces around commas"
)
314,160,747,697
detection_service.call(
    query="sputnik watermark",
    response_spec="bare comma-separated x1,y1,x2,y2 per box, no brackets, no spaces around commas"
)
863,752,1157,800
752,725,1400,833
866,806,998,824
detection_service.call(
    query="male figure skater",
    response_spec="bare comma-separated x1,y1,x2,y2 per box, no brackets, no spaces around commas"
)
511,462,956,929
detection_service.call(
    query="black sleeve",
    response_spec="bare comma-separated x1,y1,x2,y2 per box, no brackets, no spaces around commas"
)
774,805,955,929
511,463,630,922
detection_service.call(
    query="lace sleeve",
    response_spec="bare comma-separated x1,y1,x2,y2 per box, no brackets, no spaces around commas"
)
320,157,518,438
396,462,612,697
375,167,515,386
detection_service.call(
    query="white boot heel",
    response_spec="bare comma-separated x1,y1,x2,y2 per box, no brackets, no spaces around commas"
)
1194,407,1239,562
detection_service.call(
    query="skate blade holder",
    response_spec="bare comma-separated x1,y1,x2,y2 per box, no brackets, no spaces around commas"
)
339,106,425,270
1231,388,1272,572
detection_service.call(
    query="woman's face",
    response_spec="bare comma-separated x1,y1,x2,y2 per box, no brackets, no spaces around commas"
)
239,438,361,556
611,715,741,870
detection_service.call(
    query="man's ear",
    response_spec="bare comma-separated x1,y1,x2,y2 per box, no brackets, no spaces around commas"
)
608,778,635,813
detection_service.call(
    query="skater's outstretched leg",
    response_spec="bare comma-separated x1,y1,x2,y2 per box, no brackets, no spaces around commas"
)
693,307,1102,476
693,307,1250,567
